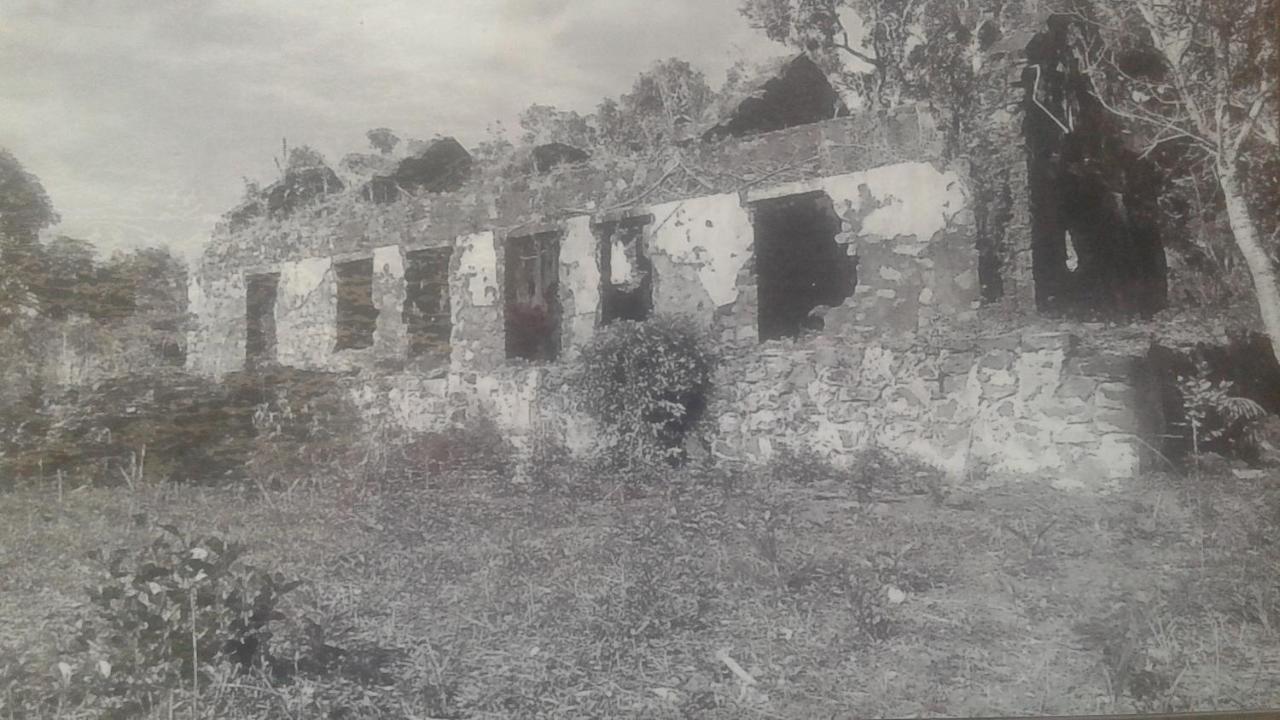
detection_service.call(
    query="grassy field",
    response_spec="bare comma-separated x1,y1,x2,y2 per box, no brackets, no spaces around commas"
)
3,458,1280,719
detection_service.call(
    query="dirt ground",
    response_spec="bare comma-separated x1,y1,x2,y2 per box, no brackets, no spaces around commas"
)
3,462,1279,718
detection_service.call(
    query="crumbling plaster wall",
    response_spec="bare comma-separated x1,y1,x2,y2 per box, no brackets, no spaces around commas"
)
187,273,245,378
187,106,1149,484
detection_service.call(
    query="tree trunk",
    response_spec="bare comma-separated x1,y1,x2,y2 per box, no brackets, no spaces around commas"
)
1219,164,1280,363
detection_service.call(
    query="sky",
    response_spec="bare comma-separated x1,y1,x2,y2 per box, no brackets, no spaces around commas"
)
0,0,784,262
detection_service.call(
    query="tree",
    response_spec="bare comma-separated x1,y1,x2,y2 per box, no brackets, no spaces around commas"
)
738,0,1022,141
739,0,933,106
510,59,717,157
365,127,401,155
1075,0,1280,359
517,104,596,148
604,58,716,150
0,148,58,326
36,235,100,320
285,145,328,171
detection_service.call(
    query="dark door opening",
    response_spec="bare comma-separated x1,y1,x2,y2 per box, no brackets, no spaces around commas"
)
752,191,856,341
245,272,280,369
1022,16,1167,319
403,247,453,359
504,231,562,361
335,258,377,351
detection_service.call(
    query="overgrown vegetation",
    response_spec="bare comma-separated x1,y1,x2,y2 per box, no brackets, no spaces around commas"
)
1176,370,1269,462
569,315,716,470
388,412,516,487
5,450,1278,718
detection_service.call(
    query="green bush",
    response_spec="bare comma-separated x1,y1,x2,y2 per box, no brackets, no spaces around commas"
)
569,315,715,468
72,525,300,718
0,370,254,490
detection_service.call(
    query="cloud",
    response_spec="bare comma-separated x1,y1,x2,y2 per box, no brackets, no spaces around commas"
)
0,0,785,261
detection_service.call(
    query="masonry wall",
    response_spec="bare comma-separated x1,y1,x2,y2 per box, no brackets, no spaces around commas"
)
187,109,1149,487
711,330,1141,488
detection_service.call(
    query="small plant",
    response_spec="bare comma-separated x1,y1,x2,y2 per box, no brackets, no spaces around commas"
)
74,524,301,717
1075,600,1187,712
850,445,944,501
1176,370,1268,462
570,315,716,470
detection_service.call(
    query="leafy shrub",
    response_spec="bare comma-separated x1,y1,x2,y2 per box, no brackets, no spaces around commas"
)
1177,371,1269,461
850,445,944,500
0,370,253,490
524,423,582,494
569,315,715,468
72,525,301,718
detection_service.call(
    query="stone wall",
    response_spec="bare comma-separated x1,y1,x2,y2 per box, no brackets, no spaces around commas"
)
186,106,1152,487
710,328,1143,488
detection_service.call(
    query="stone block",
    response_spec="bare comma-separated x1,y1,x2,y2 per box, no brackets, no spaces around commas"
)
852,384,885,402
1097,434,1141,479
1038,398,1093,422
941,352,975,375
1094,406,1138,433
1021,331,1073,351
981,383,1017,401
941,373,970,395
1095,382,1135,409
788,364,817,388
979,350,1015,371
1079,353,1135,379
935,399,961,421
1014,421,1042,437
1055,375,1098,401
813,345,840,369
939,423,970,447
1054,424,1098,445
977,333,1021,351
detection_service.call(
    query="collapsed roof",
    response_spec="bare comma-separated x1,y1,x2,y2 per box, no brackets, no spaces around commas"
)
701,54,850,141
362,137,473,203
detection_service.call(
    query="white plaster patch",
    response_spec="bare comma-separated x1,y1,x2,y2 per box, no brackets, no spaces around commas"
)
558,216,599,318
456,231,498,307
610,237,635,285
276,256,334,368
373,245,404,281
759,162,965,242
648,193,754,307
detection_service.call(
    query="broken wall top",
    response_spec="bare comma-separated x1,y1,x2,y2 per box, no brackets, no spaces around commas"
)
199,105,946,277
700,54,851,141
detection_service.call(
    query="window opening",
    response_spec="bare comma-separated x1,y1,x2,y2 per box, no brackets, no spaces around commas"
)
403,247,453,358
504,231,562,361
752,191,855,341
335,257,377,351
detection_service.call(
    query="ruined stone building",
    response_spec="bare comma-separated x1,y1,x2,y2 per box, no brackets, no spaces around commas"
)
188,46,1187,490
